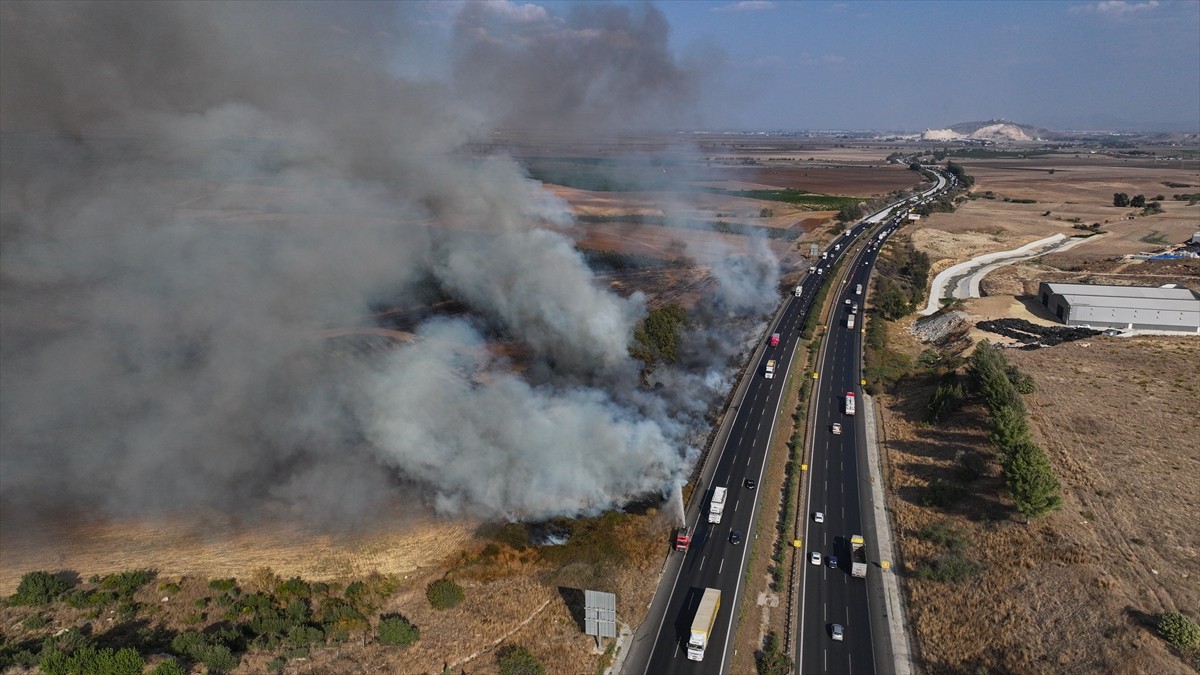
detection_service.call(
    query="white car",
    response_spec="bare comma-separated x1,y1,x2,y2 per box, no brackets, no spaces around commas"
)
831,623,844,641
813,511,824,523
845,298,851,305
832,423,842,435
810,551,822,566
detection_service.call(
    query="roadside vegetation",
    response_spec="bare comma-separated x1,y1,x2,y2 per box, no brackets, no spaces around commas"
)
1,568,408,673
860,236,932,394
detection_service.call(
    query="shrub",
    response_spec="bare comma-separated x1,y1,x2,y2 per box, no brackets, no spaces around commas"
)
378,614,420,646
198,644,238,673
915,520,968,552
276,577,311,601
22,613,50,630
208,578,238,593
99,569,157,598
922,479,965,508
1006,364,1037,394
1157,612,1200,651
11,571,73,605
149,658,187,675
755,631,793,675
496,644,544,675
426,579,465,610
40,646,145,675
914,553,980,582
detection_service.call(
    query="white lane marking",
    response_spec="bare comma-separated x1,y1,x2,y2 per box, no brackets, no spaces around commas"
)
733,499,739,512
699,555,705,571
718,558,724,574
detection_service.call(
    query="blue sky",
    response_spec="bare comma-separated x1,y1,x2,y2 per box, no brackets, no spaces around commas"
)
438,0,1200,132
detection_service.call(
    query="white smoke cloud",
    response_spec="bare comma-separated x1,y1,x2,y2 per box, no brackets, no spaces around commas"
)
0,1,759,528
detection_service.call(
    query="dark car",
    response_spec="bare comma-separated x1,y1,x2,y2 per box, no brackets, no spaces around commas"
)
744,478,757,490
828,555,839,568
730,530,743,545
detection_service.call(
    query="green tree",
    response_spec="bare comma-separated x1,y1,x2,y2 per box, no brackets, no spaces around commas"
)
837,203,863,223
1005,440,1062,519
631,303,686,364
1113,192,1130,207
496,644,544,675
377,614,420,646
425,578,464,610
927,379,966,423
1130,194,1146,208
909,161,923,172
12,571,73,605
1157,611,1200,651
989,403,1029,454
875,279,910,319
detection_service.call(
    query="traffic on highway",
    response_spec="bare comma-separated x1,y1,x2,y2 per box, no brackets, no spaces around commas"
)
630,168,952,675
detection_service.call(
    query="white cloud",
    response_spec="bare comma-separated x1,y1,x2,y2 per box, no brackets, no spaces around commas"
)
481,0,551,23
1071,0,1159,16
712,1,779,13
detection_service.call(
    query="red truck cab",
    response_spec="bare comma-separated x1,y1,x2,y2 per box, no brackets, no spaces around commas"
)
770,333,780,347
674,527,691,552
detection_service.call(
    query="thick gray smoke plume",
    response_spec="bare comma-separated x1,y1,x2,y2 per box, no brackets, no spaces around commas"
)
0,1,756,526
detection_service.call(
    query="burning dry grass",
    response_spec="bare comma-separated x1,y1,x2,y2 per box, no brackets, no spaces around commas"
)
880,326,1199,673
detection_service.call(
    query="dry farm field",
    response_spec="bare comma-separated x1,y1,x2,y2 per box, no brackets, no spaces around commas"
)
876,150,1200,673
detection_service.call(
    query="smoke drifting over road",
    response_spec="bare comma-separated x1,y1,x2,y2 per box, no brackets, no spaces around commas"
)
0,2,766,525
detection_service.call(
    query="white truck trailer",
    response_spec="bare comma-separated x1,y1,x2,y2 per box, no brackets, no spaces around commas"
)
851,535,867,577
687,588,721,661
708,487,727,524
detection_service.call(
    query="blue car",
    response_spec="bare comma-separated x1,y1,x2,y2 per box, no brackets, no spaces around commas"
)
828,555,839,568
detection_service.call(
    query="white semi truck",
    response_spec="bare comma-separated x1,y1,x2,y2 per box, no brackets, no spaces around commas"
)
765,359,776,379
708,487,727,524
846,313,855,329
845,392,856,416
687,588,721,661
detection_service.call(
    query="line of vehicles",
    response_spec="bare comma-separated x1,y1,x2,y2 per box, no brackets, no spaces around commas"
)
665,171,955,668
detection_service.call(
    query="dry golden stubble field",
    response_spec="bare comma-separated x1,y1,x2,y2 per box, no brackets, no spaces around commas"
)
911,157,1200,274
878,323,1199,674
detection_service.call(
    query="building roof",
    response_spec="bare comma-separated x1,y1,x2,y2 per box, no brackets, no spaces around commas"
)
1042,282,1199,302
1040,282,1200,328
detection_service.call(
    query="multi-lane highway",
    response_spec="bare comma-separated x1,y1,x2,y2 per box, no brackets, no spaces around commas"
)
630,168,950,675
796,169,949,674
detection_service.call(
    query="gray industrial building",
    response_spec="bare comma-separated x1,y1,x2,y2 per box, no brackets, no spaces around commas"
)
1038,282,1200,333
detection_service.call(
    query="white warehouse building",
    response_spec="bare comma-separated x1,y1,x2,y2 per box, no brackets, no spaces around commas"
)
1038,282,1200,333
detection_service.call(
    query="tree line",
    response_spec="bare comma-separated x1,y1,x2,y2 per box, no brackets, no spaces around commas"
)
967,341,1062,520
